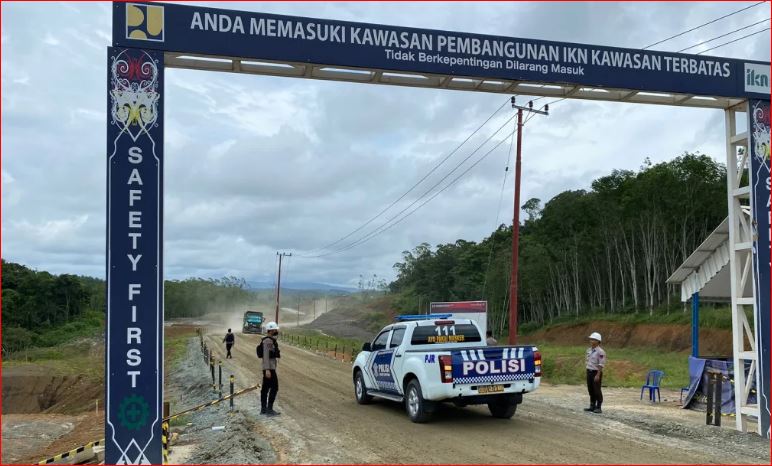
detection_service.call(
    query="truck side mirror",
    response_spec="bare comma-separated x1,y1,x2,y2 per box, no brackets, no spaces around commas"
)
362,342,372,352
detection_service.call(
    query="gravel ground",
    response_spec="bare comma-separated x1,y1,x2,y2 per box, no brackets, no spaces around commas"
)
196,329,770,464
1,414,77,463
533,384,770,462
165,339,276,464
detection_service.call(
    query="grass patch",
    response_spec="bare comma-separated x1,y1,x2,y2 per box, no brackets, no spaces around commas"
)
169,413,191,427
520,305,737,335
3,338,104,380
5,324,198,384
3,310,105,353
281,329,364,357
165,327,197,369
34,310,106,347
536,343,690,390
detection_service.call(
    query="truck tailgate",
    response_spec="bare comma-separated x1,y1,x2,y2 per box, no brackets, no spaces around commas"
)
451,346,538,385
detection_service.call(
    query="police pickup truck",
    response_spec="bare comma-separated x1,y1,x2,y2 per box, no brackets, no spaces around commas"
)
352,315,541,423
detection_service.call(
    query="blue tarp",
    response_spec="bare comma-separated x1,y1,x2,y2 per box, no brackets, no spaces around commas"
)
682,356,757,414
682,356,706,408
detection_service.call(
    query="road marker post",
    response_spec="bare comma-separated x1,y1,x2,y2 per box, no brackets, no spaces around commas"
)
210,355,215,392
218,360,223,399
229,375,235,412
162,402,170,464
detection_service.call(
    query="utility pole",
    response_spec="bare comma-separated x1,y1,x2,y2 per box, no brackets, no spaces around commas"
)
509,97,549,345
297,297,300,327
275,252,292,324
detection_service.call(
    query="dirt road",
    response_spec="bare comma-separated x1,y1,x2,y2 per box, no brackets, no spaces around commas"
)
202,331,769,464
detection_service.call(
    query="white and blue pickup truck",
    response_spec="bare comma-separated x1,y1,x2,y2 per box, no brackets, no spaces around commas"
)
352,315,541,423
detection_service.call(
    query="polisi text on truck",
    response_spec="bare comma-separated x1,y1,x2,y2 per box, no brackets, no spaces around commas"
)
462,359,525,376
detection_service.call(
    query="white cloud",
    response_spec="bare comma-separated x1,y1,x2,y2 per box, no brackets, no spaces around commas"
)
2,1,769,286
7,215,93,252
42,32,60,46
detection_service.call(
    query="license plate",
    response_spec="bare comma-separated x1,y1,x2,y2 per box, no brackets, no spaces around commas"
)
478,384,504,394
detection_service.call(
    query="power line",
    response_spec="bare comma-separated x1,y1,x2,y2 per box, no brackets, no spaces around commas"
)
305,113,518,258
678,17,770,52
523,98,565,123
538,21,769,112
303,97,512,255
301,6,769,260
697,26,771,54
316,114,543,258
482,123,517,297
320,129,520,256
643,1,767,49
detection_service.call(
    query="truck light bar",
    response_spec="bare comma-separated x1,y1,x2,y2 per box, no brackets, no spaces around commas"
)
394,314,452,322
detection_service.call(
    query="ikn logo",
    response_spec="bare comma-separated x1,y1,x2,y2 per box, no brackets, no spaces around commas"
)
745,63,770,94
126,3,164,42
748,69,769,88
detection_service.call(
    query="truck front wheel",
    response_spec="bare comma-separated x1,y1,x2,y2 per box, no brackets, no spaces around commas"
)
354,371,373,404
406,379,433,423
488,396,518,419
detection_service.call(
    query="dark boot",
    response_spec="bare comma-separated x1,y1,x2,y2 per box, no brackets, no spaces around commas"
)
266,405,281,416
260,407,267,415
583,405,595,412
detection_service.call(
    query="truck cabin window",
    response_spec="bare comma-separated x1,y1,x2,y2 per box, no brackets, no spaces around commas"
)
372,330,390,351
389,327,406,348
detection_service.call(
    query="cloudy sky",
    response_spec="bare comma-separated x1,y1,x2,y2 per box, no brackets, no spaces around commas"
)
2,1,770,287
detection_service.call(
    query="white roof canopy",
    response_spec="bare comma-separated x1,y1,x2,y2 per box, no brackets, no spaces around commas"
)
666,218,749,302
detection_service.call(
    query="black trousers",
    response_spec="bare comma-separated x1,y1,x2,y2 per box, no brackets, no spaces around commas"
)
261,369,279,409
586,369,603,408
225,343,233,358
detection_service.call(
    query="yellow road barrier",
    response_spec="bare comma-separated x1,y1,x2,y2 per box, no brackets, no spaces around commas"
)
37,439,104,465
37,383,260,465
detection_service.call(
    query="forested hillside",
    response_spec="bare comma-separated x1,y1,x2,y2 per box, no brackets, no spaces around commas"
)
389,153,727,336
1,261,257,350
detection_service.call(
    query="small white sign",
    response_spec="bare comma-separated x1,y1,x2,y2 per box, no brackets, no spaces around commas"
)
745,63,770,95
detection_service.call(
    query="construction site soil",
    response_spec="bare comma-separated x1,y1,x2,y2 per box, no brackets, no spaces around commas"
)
2,316,765,464
195,326,768,464
3,371,102,414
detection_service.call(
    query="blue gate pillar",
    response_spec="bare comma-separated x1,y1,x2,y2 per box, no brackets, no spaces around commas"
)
105,45,164,465
691,292,699,358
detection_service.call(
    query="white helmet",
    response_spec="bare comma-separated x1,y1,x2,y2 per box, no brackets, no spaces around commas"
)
589,332,602,342
265,322,279,332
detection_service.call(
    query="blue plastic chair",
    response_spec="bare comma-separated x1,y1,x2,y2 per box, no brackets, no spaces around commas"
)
640,370,665,402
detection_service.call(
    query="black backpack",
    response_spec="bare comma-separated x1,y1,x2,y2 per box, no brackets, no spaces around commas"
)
256,336,280,359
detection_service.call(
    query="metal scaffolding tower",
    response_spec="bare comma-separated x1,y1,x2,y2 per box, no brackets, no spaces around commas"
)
725,102,761,434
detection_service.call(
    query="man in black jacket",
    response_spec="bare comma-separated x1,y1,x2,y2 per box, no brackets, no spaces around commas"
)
223,328,235,359
259,322,281,416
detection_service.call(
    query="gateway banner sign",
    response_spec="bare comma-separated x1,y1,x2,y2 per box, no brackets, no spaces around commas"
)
113,1,768,99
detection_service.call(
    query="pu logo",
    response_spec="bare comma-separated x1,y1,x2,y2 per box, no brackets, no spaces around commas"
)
744,63,770,94
126,4,164,42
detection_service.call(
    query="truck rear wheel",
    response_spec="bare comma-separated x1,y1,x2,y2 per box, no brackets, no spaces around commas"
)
488,396,518,419
406,379,432,423
354,371,373,404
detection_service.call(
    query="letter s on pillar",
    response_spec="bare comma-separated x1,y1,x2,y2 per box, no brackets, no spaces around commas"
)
127,348,141,366
128,147,143,164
